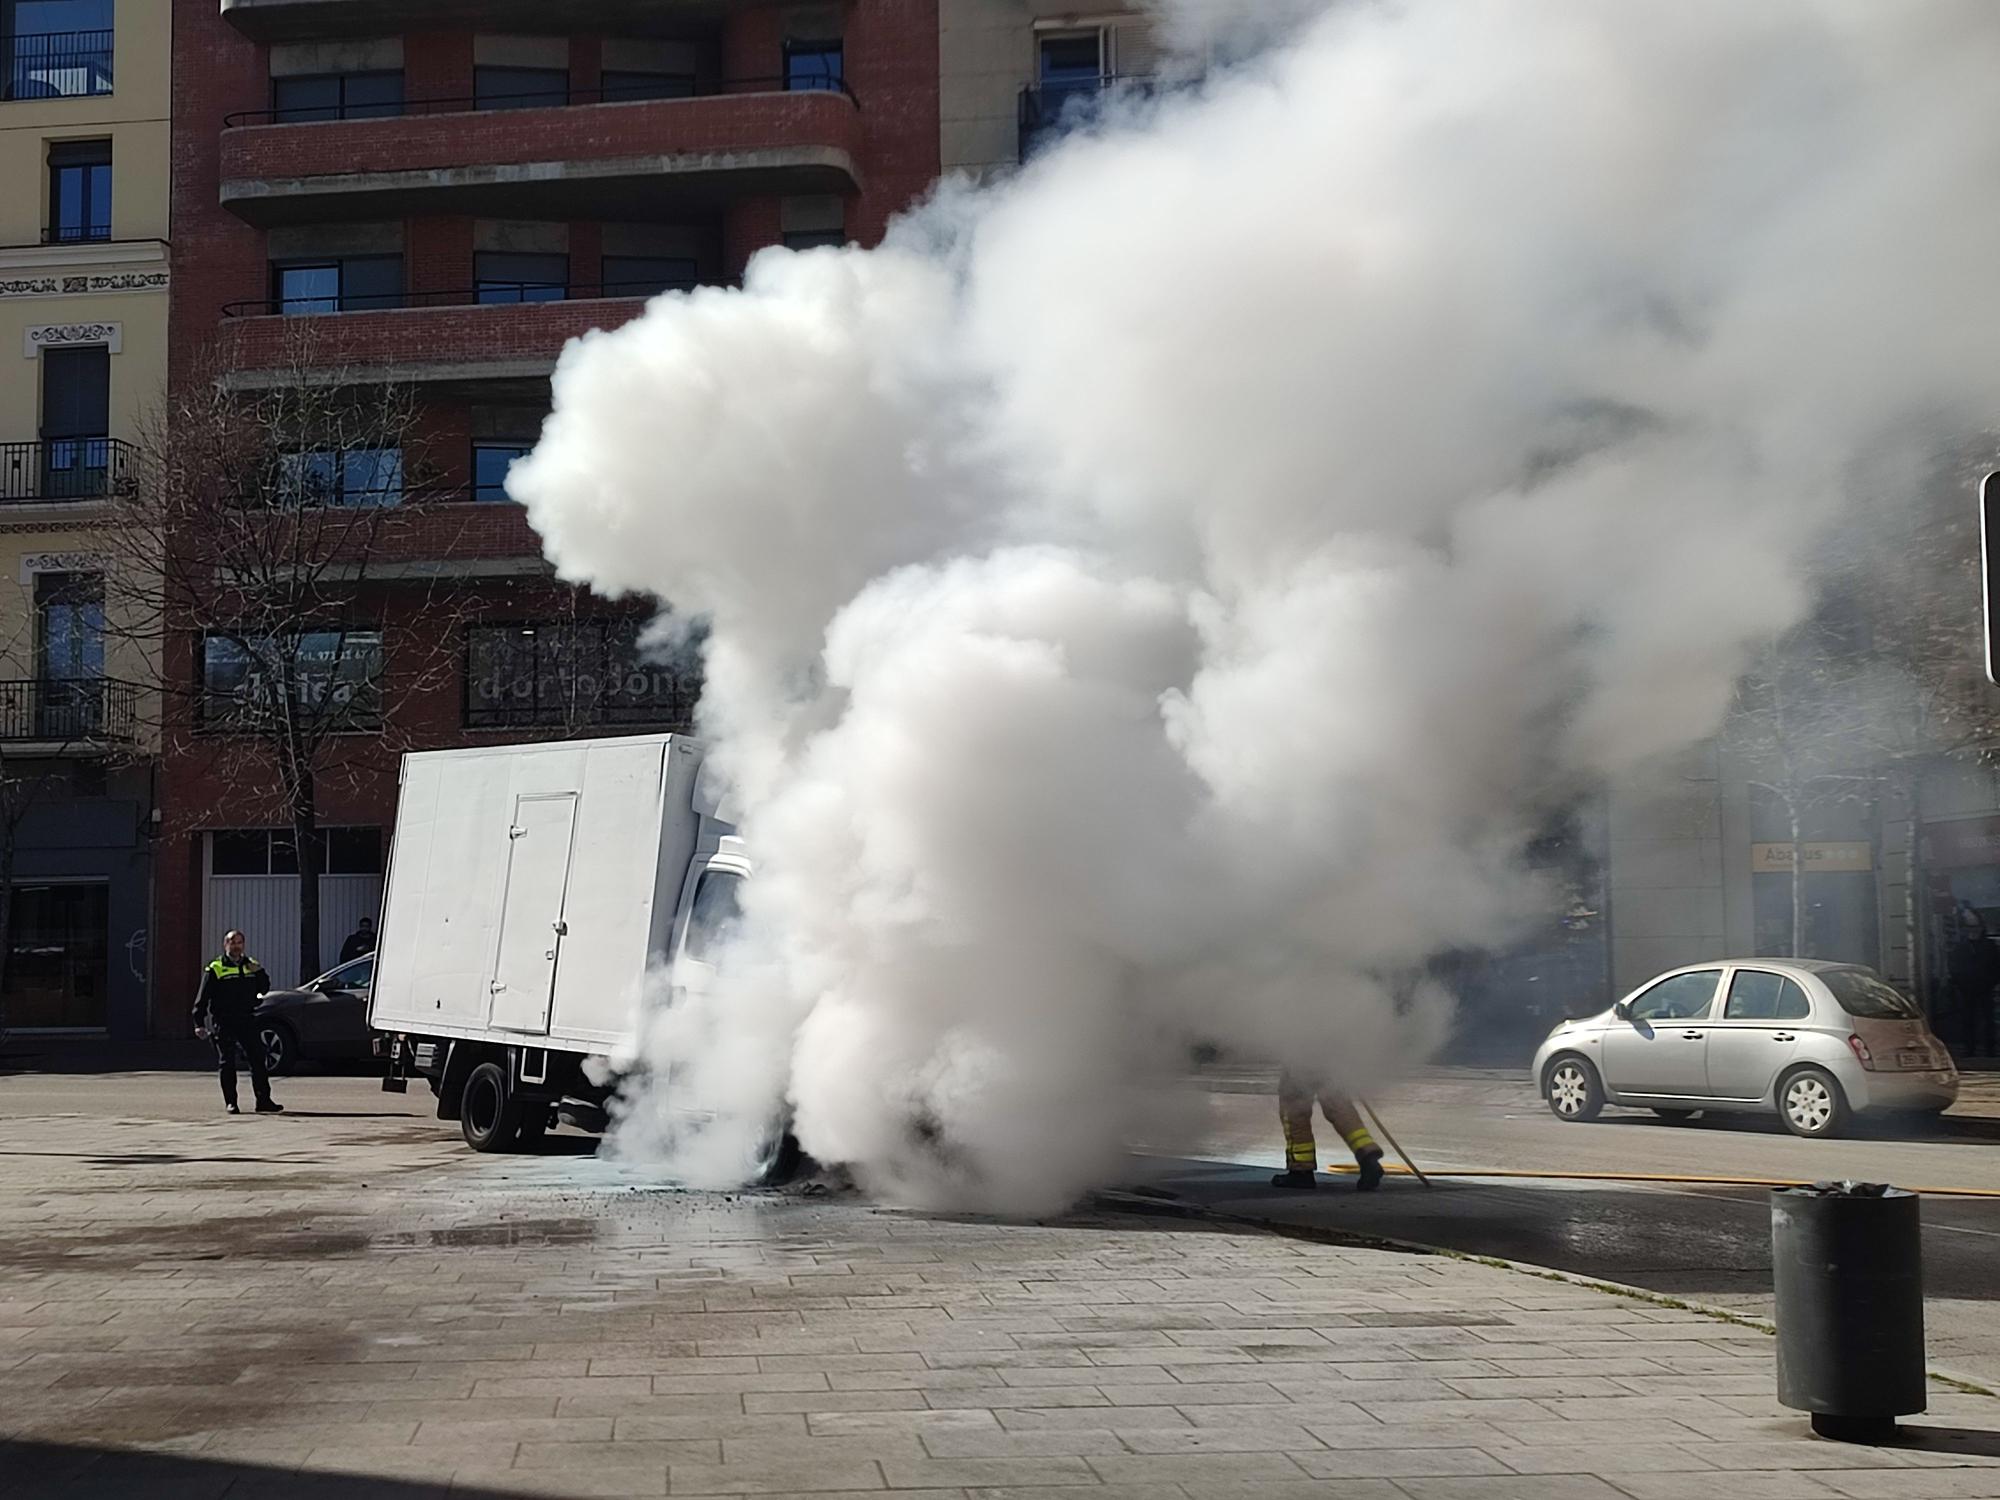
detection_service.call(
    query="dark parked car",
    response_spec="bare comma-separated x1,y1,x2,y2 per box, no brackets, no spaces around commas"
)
253,954,375,1075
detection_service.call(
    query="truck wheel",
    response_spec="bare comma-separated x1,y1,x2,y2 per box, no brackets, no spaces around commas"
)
461,1061,522,1152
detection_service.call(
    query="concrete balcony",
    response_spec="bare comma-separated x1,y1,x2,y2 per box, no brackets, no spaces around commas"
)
220,0,742,43
218,89,861,227
216,296,653,397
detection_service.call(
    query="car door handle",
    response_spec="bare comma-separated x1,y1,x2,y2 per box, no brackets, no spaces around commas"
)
1681,1031,1704,1039
1773,1033,1796,1042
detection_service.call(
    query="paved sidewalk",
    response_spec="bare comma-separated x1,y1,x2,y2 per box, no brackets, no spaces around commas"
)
2,1089,1999,1497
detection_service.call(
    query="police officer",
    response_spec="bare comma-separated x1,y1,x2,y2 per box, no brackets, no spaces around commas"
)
192,930,282,1115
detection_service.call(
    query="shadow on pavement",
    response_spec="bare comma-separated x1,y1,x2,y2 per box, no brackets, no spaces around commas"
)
0,1437,553,1499
1893,1426,2000,1460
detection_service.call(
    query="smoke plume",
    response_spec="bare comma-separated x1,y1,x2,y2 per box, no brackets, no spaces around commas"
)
512,0,2000,1213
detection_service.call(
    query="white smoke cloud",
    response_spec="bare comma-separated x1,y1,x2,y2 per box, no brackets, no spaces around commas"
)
512,0,2000,1214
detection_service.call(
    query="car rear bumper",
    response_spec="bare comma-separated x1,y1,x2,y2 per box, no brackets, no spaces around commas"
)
1850,1069,1959,1112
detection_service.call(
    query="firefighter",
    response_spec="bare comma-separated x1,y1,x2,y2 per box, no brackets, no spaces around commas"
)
192,930,282,1115
1272,1069,1383,1190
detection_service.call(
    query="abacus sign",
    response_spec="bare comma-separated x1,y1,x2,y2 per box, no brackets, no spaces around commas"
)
1985,472,2000,685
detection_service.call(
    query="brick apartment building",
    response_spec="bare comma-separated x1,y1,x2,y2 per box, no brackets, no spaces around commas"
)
156,0,940,1026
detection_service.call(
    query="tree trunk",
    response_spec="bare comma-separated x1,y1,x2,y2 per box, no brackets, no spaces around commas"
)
294,787,322,986
1903,770,1925,1006
1789,799,1806,959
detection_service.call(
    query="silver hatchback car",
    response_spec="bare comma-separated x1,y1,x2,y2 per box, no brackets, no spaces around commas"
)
1532,959,1958,1138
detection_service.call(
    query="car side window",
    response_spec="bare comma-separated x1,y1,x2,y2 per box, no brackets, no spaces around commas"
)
331,956,374,990
1629,969,1720,1022
1725,970,1809,1022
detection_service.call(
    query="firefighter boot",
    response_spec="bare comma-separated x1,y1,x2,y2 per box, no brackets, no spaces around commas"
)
1270,1169,1318,1190
1354,1145,1385,1192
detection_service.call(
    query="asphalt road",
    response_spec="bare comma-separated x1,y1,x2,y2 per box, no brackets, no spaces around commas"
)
1160,1070,2000,1386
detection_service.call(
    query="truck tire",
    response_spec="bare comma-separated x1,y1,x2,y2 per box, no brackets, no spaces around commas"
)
460,1061,523,1152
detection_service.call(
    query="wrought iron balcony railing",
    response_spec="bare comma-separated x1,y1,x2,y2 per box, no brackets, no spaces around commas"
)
0,678,136,744
1018,75,1154,161
0,438,135,501
2,29,114,101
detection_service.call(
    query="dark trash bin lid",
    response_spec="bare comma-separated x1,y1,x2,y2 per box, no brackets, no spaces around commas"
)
1774,1180,1913,1199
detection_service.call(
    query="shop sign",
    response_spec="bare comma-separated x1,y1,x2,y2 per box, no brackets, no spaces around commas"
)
1923,816,2000,870
1750,842,1874,874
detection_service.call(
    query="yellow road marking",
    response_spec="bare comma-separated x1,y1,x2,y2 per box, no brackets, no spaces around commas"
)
1316,1163,2000,1199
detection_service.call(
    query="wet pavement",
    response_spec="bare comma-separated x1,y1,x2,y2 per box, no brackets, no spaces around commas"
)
2,1071,1999,1497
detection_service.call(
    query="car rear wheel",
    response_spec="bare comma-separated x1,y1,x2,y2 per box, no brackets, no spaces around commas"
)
258,1021,297,1077
1778,1066,1851,1139
1545,1056,1603,1122
461,1061,523,1152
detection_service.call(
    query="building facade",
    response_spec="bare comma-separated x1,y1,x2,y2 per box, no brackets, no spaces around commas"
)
939,0,1158,180
0,0,168,1040
158,0,941,1020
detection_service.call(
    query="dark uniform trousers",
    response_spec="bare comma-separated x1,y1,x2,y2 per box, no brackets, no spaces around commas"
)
212,1013,274,1110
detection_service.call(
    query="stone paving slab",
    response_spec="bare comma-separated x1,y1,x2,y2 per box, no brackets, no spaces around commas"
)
0,1086,1998,1498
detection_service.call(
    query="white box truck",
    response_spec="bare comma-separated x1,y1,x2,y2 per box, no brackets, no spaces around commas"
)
369,733,792,1176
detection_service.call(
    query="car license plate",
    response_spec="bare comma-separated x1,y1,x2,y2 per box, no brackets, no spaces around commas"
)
1898,1049,1932,1070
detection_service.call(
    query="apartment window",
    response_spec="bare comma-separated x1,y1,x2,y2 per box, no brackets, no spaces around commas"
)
474,65,567,110
473,441,530,502
211,827,383,876
476,251,567,304
272,255,402,314
4,0,113,102
46,137,109,242
1039,31,1106,90
601,69,694,102
278,448,403,507
465,620,699,729
40,343,108,498
35,572,103,682
272,70,404,123
601,255,697,298
201,630,384,731
784,39,843,92
782,230,844,252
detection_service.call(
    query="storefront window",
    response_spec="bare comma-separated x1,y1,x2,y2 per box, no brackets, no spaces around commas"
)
201,631,384,731
5,881,108,1028
464,619,700,730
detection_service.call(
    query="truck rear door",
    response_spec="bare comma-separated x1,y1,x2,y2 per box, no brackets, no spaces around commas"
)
488,792,579,1033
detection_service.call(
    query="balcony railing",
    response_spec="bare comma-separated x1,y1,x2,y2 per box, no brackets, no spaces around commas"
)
1018,75,1154,161
220,280,713,318
0,438,135,501
3,29,114,101
0,679,136,744
222,75,853,127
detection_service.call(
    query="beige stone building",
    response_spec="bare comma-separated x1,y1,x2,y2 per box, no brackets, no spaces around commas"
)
0,0,167,1039
940,1,1160,180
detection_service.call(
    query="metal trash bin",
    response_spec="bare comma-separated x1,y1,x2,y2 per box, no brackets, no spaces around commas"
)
1771,1181,1925,1443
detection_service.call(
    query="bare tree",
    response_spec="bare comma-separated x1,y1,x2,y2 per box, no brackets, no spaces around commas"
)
1727,449,2000,971
94,329,476,984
